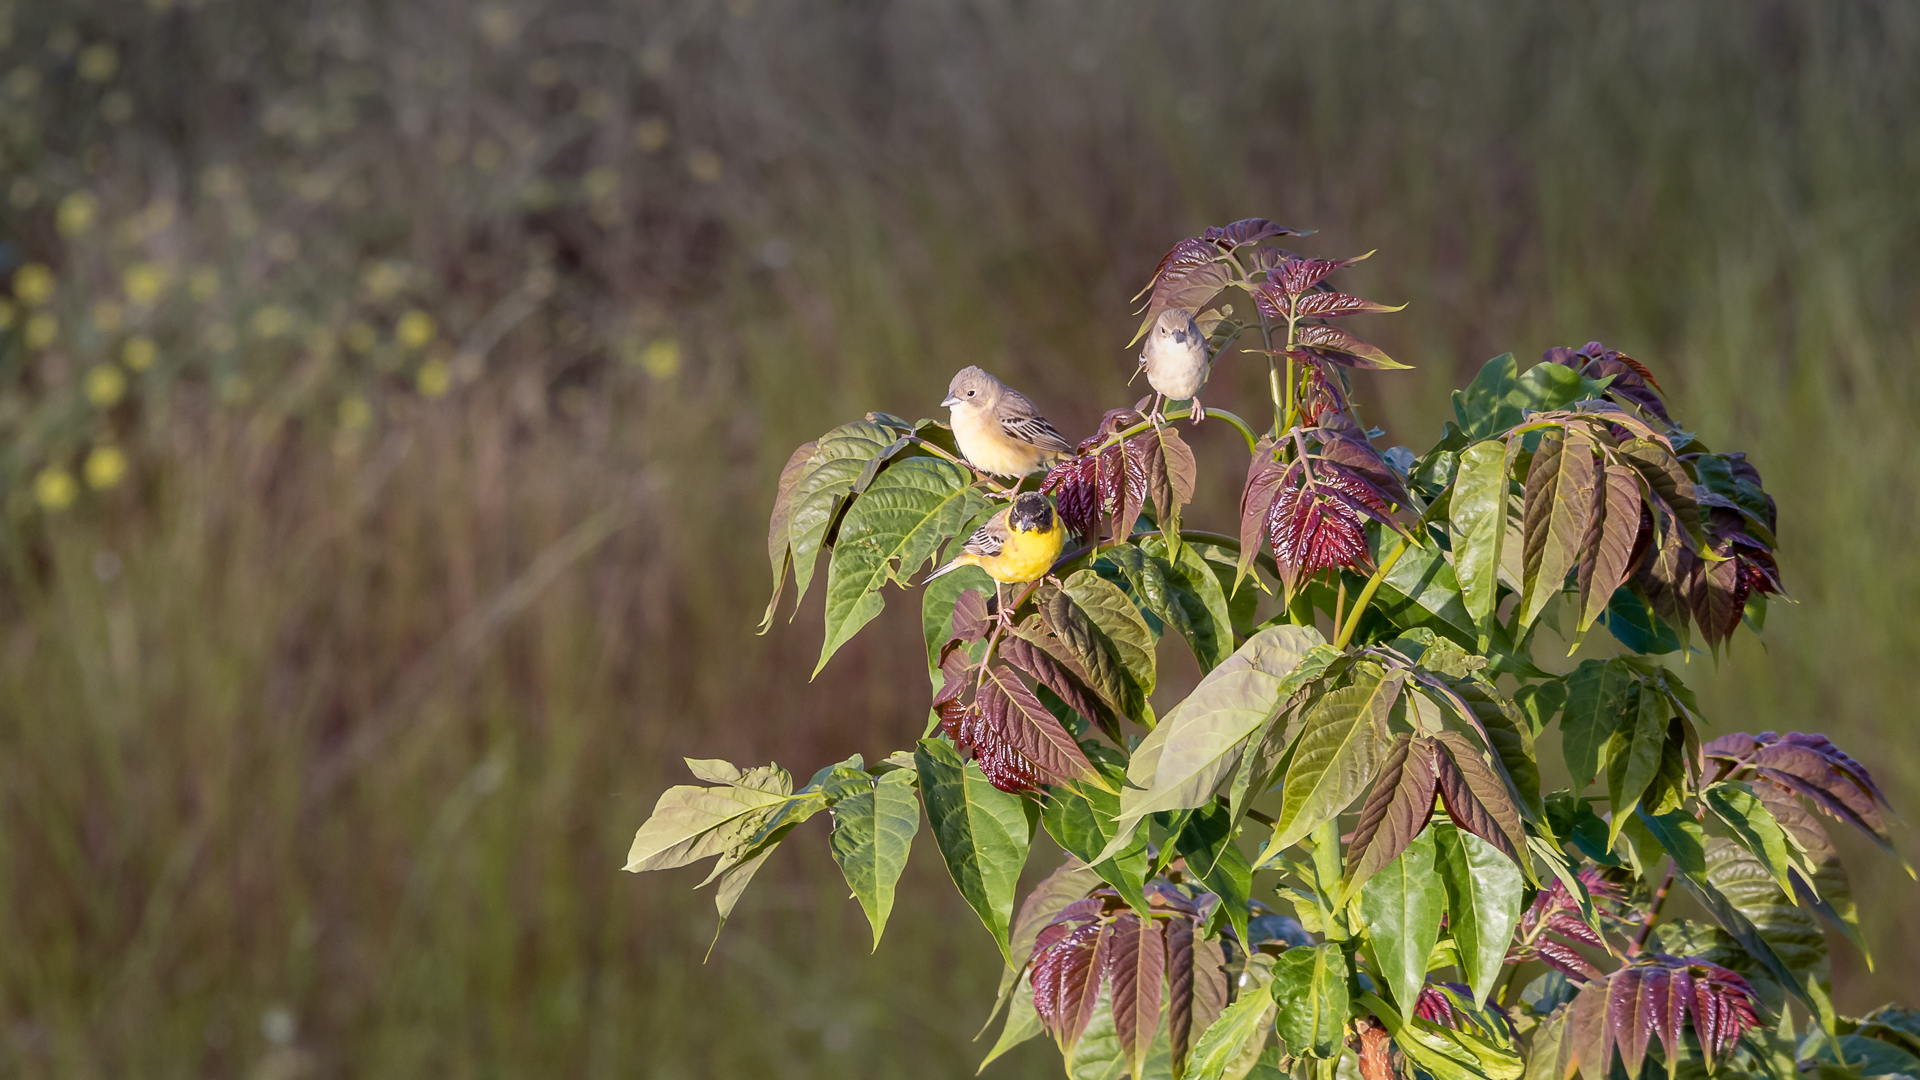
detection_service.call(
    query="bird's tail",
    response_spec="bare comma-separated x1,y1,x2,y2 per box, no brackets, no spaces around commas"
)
922,555,975,585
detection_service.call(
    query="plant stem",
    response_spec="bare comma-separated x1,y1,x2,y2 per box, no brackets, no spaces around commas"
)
1311,817,1348,940
1332,538,1411,651
1091,406,1261,455
1629,864,1676,956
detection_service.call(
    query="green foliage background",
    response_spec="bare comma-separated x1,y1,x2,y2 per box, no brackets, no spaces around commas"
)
1,0,1916,1076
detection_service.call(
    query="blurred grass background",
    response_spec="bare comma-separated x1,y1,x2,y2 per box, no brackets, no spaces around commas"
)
0,0,1916,1076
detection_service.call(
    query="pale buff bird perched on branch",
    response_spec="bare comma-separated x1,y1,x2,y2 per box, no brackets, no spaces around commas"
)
1137,307,1211,425
941,366,1072,487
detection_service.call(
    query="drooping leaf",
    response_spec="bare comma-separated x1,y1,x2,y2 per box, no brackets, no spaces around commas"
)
979,977,1046,1073
625,775,795,874
917,739,1037,966
1434,824,1524,1007
1565,956,1762,1080
1606,687,1670,842
1268,662,1402,854
1043,756,1152,916
828,769,922,949
1185,984,1277,1080
1519,428,1597,631
1573,461,1642,635
975,663,1097,788
1442,677,1545,825
923,569,995,684
1168,917,1230,1079
1173,802,1253,948
986,858,1105,1033
1431,730,1529,872
1034,910,1114,1052
787,420,908,612
1702,782,1799,896
761,439,820,630
1560,658,1632,790
1703,838,1828,977
1269,943,1351,1059
1134,425,1198,558
1237,440,1286,591
1106,625,1327,859
1109,912,1169,1079
1293,290,1407,319
1360,825,1445,1022
1341,733,1437,901
817,456,992,674
1062,570,1159,717
1293,324,1409,370
1451,440,1511,637
1140,536,1237,671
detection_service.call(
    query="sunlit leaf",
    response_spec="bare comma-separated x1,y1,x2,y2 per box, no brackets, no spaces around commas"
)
1573,461,1642,635
1268,662,1401,854
1269,943,1350,1058
1360,826,1445,1021
1519,428,1597,632
917,738,1037,965
1434,824,1524,1006
786,420,908,613
1451,439,1511,637
1109,912,1168,1079
1432,730,1529,872
1062,570,1159,719
829,769,921,949
1341,733,1437,901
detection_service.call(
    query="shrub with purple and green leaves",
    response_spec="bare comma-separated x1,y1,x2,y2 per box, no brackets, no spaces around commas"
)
626,220,1917,1080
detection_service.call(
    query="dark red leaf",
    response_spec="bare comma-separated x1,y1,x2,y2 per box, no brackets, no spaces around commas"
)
1293,324,1401,369
1041,455,1102,539
934,643,974,708
972,664,1095,791
1033,918,1108,1048
1312,428,1413,508
952,590,993,642
1344,734,1438,893
1237,439,1287,584
1107,912,1166,1070
1201,218,1305,249
1538,940,1604,982
1415,985,1458,1027
1266,460,1391,592
1293,290,1404,319
1567,956,1761,1079
1431,731,1529,870
1001,631,1117,741
1136,239,1233,329
1546,910,1606,950
1272,253,1371,297
1167,917,1227,1076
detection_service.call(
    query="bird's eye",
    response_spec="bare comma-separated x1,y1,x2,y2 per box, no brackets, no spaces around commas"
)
966,389,976,397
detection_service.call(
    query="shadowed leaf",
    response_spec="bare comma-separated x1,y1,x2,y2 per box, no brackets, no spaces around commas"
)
1342,733,1437,901
1270,943,1350,1058
1168,918,1229,1079
1573,462,1642,634
1435,824,1524,1006
1360,825,1445,1021
917,739,1037,966
976,664,1097,788
1432,730,1529,872
828,769,921,949
1108,912,1167,1078
1519,428,1597,631
761,439,819,630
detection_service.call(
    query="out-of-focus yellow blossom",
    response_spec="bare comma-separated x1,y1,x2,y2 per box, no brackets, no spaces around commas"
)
396,310,436,349
639,338,682,380
78,43,118,82
477,3,517,46
0,300,14,329
345,321,378,353
91,300,123,334
687,149,723,183
85,364,127,407
417,358,451,397
584,166,619,200
14,263,55,306
189,266,220,302
35,467,77,511
8,178,36,208
85,445,128,490
635,116,670,152
361,260,407,300
205,322,237,351
57,191,99,236
251,306,294,338
338,394,373,431
25,312,58,349
124,263,168,305
123,335,157,371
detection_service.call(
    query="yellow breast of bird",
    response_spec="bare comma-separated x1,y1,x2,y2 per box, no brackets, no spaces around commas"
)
952,407,1051,477
980,519,1066,583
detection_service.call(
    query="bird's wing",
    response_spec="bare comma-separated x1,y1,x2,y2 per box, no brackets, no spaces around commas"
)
961,512,1011,558
996,393,1073,455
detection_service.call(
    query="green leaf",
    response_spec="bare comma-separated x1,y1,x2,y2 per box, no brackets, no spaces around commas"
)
1058,570,1159,722
787,420,907,612
1269,943,1350,1058
1174,802,1254,949
1141,536,1237,671
1369,532,1480,650
1704,837,1828,976
1451,439,1511,637
624,779,794,873
1560,659,1631,790
1044,755,1152,915
979,977,1045,1073
1452,354,1521,440
1359,826,1445,1022
1267,662,1401,855
1434,824,1524,1007
922,564,994,684
1106,626,1327,860
1606,685,1668,844
828,769,922,950
916,739,1036,965
1186,985,1277,1080
1518,429,1596,632
1703,781,1798,896
762,439,820,630
1104,545,1197,646
817,457,991,675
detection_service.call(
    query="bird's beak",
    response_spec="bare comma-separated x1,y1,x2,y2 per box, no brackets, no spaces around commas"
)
940,394,961,408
